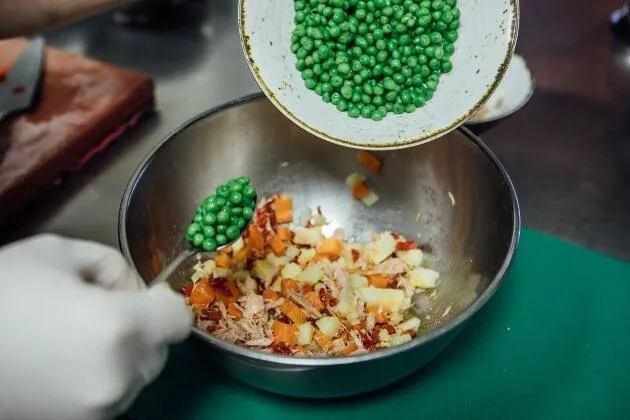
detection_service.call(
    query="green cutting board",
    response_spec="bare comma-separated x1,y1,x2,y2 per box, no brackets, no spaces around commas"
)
127,229,630,419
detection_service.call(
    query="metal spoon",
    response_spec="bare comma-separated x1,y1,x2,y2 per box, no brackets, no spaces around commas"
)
149,194,262,291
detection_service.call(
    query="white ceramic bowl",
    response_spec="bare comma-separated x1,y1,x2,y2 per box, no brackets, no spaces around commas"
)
239,0,519,150
467,54,534,124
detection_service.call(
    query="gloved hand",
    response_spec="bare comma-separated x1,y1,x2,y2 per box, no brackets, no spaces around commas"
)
0,234,191,420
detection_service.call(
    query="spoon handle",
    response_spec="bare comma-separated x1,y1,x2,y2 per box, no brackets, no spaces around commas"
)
150,248,207,291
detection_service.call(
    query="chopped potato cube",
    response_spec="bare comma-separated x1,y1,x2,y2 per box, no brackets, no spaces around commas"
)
293,227,323,246
358,287,405,313
231,237,245,254
253,260,278,284
397,317,421,333
391,334,413,346
281,263,303,280
296,265,324,285
366,232,396,265
297,248,317,265
297,322,314,345
345,172,366,189
407,268,440,289
397,249,424,267
349,274,369,289
266,254,290,268
360,190,379,207
316,316,341,337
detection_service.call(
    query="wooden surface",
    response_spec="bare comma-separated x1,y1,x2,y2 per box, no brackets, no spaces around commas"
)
472,0,630,261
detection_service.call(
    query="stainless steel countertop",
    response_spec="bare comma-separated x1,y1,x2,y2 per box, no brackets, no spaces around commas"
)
2,0,630,262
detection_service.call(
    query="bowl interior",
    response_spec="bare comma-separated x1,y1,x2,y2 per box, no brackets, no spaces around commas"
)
120,95,518,350
239,0,519,149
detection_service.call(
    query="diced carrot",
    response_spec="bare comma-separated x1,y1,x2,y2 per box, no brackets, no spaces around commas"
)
191,303,206,312
276,227,292,241
316,238,343,259
305,291,325,311
215,253,231,268
234,247,249,263
227,303,243,320
367,275,389,289
352,182,370,200
396,240,417,251
211,280,242,306
302,284,313,294
188,278,216,306
339,342,358,356
313,330,332,351
280,300,308,325
269,234,287,256
281,278,300,296
311,254,329,263
263,290,281,301
273,195,293,224
356,151,383,174
272,321,297,346
366,305,388,324
247,225,264,250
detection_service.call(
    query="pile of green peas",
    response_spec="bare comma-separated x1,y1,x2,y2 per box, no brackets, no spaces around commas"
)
291,0,460,121
186,177,257,252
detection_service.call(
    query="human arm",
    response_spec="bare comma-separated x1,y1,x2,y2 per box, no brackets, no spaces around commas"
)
0,0,133,38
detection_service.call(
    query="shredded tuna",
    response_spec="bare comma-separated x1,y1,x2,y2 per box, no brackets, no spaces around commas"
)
184,195,447,357
365,258,407,276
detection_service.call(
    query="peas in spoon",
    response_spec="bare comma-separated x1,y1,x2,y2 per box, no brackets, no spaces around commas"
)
151,177,258,290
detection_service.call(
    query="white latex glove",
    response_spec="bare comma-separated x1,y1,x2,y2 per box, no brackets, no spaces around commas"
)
0,234,191,420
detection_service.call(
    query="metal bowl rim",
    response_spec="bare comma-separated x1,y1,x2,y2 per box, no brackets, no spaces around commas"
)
118,92,521,367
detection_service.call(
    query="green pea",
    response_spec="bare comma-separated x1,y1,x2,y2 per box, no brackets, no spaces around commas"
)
242,206,254,221
445,31,458,42
191,233,204,247
202,226,216,238
229,182,244,194
348,107,361,118
217,210,230,224
193,214,203,225
445,43,455,56
226,226,241,240
215,234,228,246
243,185,256,199
205,201,220,214
202,213,217,226
442,60,453,73
216,224,227,234
230,207,243,217
187,223,201,238
216,185,230,198
229,192,243,205
360,105,374,119
201,238,217,252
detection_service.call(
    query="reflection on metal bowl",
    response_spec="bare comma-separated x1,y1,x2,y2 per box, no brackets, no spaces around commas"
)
118,93,520,398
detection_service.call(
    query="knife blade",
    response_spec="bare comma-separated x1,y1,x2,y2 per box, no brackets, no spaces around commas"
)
0,36,45,118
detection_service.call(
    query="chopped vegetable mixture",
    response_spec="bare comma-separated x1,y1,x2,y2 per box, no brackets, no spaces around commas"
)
184,194,441,356
291,0,461,120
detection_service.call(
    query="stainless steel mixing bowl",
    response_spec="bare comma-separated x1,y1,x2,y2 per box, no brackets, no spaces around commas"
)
118,93,520,398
